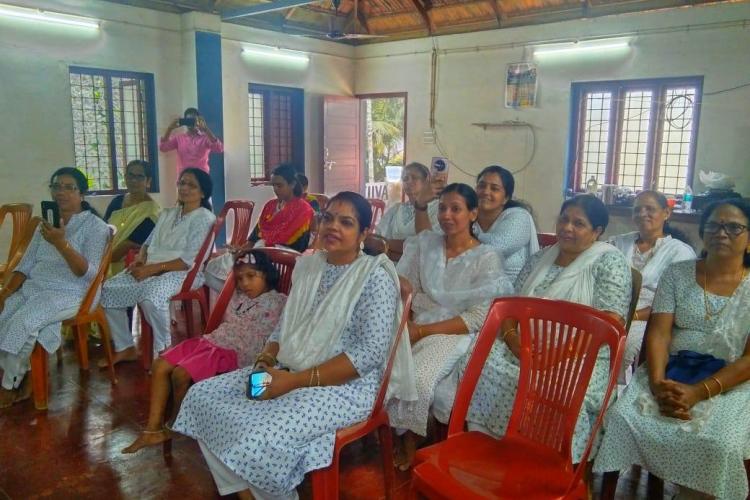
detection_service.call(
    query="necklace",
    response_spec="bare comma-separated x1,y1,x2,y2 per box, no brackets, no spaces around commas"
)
703,264,747,321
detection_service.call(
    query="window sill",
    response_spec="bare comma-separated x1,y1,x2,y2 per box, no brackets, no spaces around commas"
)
607,204,701,223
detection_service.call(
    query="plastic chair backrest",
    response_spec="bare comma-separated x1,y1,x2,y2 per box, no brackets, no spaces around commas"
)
367,198,386,228
625,268,642,331
253,247,299,295
449,297,625,479
76,231,114,316
220,200,255,247
177,213,223,295
3,216,41,283
537,232,558,247
0,203,33,262
368,276,412,419
310,193,329,211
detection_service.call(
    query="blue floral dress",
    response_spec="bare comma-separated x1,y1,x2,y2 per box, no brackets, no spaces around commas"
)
594,260,750,500
173,263,398,496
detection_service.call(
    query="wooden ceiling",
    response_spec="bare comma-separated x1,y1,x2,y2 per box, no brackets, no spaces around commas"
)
104,0,735,43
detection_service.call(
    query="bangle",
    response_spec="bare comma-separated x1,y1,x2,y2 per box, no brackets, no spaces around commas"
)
633,311,639,321
701,381,713,399
710,376,724,394
315,366,321,387
502,328,517,342
308,367,315,387
255,352,276,367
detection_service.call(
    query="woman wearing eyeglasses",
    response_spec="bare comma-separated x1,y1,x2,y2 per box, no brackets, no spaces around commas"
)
0,168,109,408
99,168,215,367
608,190,696,381
103,160,161,276
595,199,750,500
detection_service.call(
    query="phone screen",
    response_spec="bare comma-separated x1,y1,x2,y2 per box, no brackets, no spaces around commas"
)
40,201,60,228
179,117,196,127
247,370,272,399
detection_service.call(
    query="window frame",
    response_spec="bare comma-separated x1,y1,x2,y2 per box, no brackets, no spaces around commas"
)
247,83,305,183
566,76,703,196
69,66,159,195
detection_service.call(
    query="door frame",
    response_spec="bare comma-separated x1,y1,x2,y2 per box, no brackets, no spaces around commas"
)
355,92,408,175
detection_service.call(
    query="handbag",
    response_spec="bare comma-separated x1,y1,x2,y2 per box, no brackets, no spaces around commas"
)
665,350,726,385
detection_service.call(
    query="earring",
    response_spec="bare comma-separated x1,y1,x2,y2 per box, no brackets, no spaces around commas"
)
360,241,365,250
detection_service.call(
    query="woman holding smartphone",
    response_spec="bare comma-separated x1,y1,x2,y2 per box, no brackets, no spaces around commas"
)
173,191,416,500
0,167,109,407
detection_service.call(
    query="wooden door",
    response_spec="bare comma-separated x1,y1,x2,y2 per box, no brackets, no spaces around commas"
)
323,96,362,196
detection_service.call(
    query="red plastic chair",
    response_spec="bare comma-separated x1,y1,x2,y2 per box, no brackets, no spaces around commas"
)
0,203,33,281
310,276,413,500
410,297,626,500
203,249,299,334
368,198,386,228
30,232,115,410
139,214,222,369
537,232,558,247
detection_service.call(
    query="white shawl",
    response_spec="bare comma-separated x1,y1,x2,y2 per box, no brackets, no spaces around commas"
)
276,251,417,402
520,241,618,304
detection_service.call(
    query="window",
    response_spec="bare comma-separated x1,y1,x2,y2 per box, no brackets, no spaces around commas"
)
248,84,304,182
69,67,157,194
567,77,703,196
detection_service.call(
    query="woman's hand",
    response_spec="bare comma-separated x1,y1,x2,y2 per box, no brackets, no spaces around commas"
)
130,264,156,282
40,220,67,248
260,367,302,400
408,320,423,344
653,379,704,419
503,330,521,359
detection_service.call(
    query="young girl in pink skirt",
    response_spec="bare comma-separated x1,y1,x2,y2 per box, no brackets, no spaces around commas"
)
122,250,287,453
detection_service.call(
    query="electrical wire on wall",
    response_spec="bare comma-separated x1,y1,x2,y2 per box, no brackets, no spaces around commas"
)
427,37,537,178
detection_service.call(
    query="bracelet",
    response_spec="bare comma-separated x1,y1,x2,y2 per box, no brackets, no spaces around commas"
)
710,376,724,394
308,367,315,387
417,325,425,340
633,311,639,321
254,352,276,367
701,381,713,399
315,366,321,387
502,328,517,343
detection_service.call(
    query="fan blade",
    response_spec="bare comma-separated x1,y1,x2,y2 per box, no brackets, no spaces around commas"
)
341,33,387,39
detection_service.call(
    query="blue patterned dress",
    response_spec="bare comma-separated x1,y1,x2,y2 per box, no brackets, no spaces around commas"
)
173,263,398,496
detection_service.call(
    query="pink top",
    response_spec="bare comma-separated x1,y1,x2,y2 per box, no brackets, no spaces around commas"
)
206,289,286,368
159,131,224,174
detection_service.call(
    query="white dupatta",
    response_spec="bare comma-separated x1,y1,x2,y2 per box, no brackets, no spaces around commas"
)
276,251,417,403
520,241,619,304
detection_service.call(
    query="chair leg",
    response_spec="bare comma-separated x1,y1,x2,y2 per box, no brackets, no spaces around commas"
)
72,323,89,370
600,471,619,500
140,315,153,371
95,310,117,384
378,424,396,500
646,473,664,500
30,344,48,411
183,300,196,337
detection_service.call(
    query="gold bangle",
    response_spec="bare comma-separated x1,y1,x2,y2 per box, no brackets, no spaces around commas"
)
255,352,276,367
502,328,517,342
701,381,713,399
710,376,724,394
315,366,321,387
308,368,315,387
633,311,639,321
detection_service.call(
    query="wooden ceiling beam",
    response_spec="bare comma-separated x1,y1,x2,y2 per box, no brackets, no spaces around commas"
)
487,0,503,27
410,0,434,35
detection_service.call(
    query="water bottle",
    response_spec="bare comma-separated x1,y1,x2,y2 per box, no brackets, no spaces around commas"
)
683,185,693,212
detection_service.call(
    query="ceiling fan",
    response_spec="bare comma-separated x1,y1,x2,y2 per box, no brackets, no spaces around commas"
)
303,0,387,41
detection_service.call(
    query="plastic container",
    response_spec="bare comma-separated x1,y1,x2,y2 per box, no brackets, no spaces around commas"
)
683,185,693,212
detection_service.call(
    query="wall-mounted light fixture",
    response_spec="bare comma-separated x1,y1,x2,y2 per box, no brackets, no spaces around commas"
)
0,3,100,29
242,44,309,64
533,39,630,58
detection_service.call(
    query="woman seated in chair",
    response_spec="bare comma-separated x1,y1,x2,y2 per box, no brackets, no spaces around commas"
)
434,194,631,465
0,168,109,407
172,192,415,500
100,168,215,366
389,183,514,470
594,199,750,500
608,190,695,380
473,165,539,281
103,160,161,276
375,162,440,260
204,163,314,291
122,250,286,454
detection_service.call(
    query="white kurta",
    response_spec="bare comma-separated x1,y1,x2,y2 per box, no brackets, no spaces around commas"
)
374,200,439,240
387,230,514,435
473,206,539,282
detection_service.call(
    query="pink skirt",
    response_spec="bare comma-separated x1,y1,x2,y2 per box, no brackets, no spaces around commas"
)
160,337,239,383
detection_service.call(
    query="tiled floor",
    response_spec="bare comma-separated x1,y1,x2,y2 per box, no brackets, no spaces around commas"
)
1,338,671,500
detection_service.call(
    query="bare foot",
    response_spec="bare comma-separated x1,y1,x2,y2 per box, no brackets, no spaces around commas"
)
98,346,138,369
394,432,418,472
121,429,172,454
13,375,32,404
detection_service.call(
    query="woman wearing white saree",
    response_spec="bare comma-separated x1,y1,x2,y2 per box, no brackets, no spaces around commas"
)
434,194,631,464
608,190,696,380
389,183,513,470
474,165,539,281
375,162,439,260
594,199,750,500
173,192,416,500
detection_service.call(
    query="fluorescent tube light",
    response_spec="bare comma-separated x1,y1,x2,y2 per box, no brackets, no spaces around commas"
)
242,44,309,64
534,41,630,58
0,3,100,29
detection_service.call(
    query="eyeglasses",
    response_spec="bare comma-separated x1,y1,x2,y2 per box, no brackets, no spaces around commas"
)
49,183,79,193
126,173,147,181
176,180,199,189
704,221,748,237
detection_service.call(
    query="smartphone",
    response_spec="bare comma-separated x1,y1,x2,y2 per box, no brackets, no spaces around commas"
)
40,201,60,228
179,117,196,127
247,369,272,400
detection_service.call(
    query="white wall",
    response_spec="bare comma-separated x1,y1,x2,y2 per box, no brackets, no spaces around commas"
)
354,2,750,230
